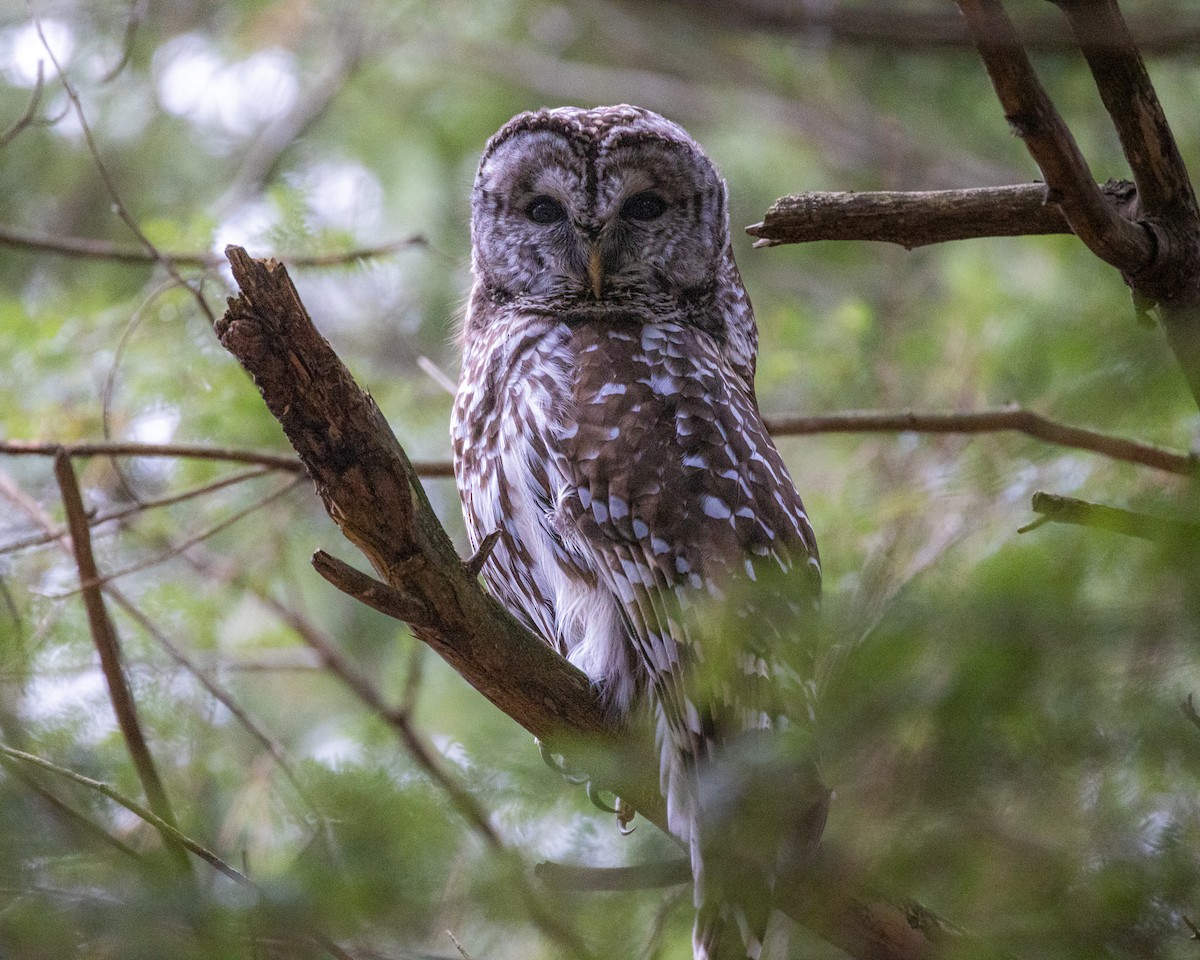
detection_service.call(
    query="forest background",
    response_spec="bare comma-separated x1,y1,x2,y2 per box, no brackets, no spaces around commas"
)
2,2,1200,958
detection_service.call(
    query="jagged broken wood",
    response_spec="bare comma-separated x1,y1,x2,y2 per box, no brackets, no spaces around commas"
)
1020,491,1200,541
216,244,1002,960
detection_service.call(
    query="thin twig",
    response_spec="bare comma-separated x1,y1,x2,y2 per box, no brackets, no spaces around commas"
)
1018,491,1200,541
0,59,44,147
262,564,501,847
955,0,1153,273
0,744,241,882
1,465,322,827
0,466,274,556
0,745,357,960
746,181,1139,249
3,404,1192,481
0,222,425,268
762,407,1195,476
0,438,455,478
52,452,188,871
52,476,303,598
0,752,141,860
446,930,474,960
101,278,181,504
29,8,217,325
534,858,691,891
106,588,320,817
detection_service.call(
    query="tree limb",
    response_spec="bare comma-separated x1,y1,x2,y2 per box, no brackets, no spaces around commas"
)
4,403,1191,485
764,407,1196,478
1054,0,1197,220
746,181,1139,249
955,0,1153,274
0,438,453,478
0,744,357,960
1019,491,1200,541
214,245,1013,960
645,1,1200,55
534,857,692,890
52,452,189,874
1053,0,1200,406
0,222,424,268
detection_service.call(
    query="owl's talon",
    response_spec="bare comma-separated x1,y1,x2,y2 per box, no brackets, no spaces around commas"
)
465,529,502,576
617,798,637,834
586,781,619,814
537,739,590,783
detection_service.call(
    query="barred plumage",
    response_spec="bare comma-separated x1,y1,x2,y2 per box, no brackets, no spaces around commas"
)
451,105,820,960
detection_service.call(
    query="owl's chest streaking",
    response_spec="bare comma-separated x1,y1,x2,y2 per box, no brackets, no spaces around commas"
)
452,306,819,715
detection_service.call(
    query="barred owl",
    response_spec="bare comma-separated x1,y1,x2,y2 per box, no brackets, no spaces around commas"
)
451,105,821,960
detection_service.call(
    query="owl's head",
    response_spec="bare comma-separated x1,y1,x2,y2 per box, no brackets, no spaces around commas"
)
470,105,731,310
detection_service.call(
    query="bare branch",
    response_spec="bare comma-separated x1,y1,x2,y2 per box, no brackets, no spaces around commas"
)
52,452,188,872
534,857,691,891
1019,491,1200,541
0,59,44,148
1054,0,1198,220
0,744,357,960
0,465,325,826
746,181,1139,249
0,752,140,861
645,0,1200,55
763,407,1196,478
3,403,1191,488
0,438,453,478
1053,0,1200,407
0,466,273,556
52,476,302,598
30,12,216,326
0,223,424,268
954,0,1153,273
215,245,623,761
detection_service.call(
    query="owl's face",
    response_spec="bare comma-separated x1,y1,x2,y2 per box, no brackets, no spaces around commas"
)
470,105,728,308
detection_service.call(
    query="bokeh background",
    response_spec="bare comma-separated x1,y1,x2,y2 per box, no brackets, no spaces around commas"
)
2,2,1200,958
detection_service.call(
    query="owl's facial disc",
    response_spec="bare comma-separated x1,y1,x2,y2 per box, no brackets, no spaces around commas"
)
472,118,726,307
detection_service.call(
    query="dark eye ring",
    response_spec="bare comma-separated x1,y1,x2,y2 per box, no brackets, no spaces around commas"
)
621,191,668,221
526,195,566,224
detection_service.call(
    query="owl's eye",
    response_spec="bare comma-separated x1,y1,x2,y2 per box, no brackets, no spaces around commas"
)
621,191,668,221
526,195,567,224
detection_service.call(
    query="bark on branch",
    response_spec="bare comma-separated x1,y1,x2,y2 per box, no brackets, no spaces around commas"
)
215,245,997,960
956,0,1153,272
746,181,1139,249
755,0,1200,409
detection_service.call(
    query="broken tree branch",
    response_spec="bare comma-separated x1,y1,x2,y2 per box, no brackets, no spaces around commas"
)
1019,491,1200,541
215,245,988,960
746,181,1139,249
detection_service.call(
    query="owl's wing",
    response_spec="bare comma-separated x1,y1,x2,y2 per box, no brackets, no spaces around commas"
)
551,319,820,764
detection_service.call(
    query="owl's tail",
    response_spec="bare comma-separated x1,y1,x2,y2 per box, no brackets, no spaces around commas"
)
690,831,772,960
677,733,831,960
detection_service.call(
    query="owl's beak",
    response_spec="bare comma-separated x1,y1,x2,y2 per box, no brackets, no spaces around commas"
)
587,245,604,299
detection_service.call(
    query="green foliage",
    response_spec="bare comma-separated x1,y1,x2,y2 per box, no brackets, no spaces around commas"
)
2,1,1200,958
